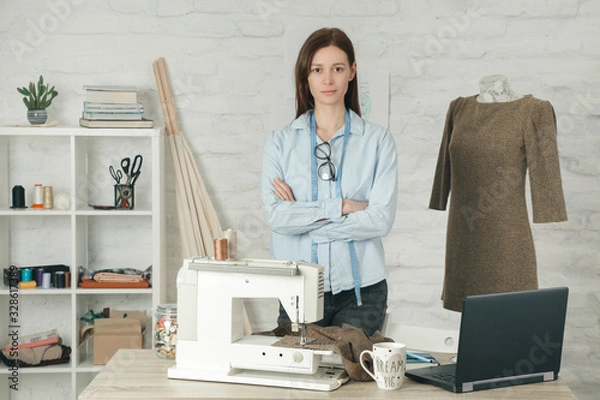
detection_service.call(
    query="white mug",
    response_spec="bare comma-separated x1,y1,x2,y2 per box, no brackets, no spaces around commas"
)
359,342,407,390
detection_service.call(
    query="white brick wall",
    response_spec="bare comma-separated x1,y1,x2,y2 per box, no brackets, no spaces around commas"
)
1,0,598,398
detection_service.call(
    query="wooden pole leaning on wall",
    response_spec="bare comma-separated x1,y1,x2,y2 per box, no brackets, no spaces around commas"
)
153,57,181,136
152,57,252,334
153,58,195,255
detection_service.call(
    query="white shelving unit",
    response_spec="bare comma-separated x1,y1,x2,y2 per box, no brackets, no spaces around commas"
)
0,126,165,399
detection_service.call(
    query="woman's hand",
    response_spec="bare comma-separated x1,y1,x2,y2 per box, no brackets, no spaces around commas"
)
273,178,296,201
342,199,368,215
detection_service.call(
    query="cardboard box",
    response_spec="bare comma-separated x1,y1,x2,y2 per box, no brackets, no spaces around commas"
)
93,310,146,365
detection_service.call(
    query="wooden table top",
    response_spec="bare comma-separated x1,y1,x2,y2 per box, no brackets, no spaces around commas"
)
79,349,576,399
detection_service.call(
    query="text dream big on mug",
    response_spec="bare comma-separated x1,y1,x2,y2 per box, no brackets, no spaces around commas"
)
360,342,407,390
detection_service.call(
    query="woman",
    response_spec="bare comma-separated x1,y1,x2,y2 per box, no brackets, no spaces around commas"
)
261,27,397,336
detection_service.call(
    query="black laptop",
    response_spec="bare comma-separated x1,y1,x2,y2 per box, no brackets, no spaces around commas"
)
405,287,569,393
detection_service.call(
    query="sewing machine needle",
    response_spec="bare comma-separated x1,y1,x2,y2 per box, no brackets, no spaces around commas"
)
300,323,307,345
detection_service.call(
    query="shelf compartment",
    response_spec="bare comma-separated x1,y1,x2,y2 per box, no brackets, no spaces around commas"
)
3,214,71,268
75,292,153,367
0,295,73,365
81,215,153,271
75,136,154,211
1,135,71,211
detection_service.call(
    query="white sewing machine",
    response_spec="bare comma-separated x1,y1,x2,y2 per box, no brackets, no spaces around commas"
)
168,256,349,391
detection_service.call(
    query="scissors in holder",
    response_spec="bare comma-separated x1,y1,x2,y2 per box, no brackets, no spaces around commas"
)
121,157,131,177
109,165,123,184
121,155,143,185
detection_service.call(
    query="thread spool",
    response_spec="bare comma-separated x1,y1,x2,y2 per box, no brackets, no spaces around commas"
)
42,272,52,288
223,229,237,259
11,185,27,208
43,186,54,209
55,271,65,288
21,268,32,282
214,238,229,261
19,281,37,289
31,183,43,209
36,268,45,287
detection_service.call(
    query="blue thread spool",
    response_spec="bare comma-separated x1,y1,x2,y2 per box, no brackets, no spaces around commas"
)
21,268,33,282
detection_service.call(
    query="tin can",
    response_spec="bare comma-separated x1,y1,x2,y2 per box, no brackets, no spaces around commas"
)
154,304,177,359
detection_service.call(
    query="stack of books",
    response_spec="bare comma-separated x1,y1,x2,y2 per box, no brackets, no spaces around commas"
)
79,85,153,128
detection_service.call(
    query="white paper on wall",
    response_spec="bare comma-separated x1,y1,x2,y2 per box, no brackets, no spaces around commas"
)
358,69,390,129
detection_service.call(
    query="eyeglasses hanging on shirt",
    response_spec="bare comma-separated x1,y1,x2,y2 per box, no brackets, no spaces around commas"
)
314,142,336,181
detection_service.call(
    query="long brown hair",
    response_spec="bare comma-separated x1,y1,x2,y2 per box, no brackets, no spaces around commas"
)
294,27,361,118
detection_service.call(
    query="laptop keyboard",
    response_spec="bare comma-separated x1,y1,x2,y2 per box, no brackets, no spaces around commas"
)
432,372,456,384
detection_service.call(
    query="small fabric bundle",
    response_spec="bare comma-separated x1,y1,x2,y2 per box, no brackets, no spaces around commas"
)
268,323,393,382
93,272,145,282
1,344,71,367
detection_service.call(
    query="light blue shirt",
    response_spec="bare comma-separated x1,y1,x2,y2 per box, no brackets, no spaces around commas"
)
261,110,398,294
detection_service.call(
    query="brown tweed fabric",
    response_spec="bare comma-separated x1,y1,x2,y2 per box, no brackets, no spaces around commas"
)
269,323,392,381
429,95,567,312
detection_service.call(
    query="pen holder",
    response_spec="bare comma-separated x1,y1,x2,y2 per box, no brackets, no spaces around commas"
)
114,184,134,209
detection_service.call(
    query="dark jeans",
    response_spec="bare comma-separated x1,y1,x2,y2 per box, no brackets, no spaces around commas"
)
277,280,388,336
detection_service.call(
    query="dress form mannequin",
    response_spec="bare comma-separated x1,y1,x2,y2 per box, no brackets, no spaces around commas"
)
430,79,567,312
476,74,522,103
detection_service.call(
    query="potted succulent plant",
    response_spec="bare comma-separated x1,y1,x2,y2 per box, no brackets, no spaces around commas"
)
17,75,59,125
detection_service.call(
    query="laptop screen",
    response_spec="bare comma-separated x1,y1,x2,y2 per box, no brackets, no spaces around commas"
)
455,287,569,387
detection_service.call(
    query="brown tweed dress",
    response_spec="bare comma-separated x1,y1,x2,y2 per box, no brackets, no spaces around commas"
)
429,95,567,312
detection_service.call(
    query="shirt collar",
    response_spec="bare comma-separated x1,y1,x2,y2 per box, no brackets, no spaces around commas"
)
291,109,365,138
